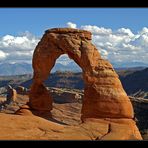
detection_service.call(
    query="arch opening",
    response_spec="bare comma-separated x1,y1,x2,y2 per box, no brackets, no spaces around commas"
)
45,54,83,89
43,54,84,125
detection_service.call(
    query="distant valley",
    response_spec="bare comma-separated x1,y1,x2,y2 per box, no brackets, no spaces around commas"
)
0,67,148,98
0,62,81,76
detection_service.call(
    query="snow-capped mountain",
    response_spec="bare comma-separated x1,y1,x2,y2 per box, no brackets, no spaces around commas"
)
0,59,147,76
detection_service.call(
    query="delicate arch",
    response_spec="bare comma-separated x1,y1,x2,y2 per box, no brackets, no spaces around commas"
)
26,28,134,120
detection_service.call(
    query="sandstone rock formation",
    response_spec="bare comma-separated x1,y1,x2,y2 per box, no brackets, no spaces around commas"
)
6,85,17,103
16,28,142,140
16,86,27,95
49,87,83,103
130,96,148,138
0,113,142,140
26,28,133,118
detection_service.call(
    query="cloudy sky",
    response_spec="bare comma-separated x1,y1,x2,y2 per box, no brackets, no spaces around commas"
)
0,8,148,66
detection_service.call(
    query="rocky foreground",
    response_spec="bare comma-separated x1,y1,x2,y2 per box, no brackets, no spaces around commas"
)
0,87,142,140
0,113,141,140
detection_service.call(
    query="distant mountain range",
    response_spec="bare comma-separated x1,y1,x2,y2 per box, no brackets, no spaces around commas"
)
111,61,148,68
119,68,148,95
0,61,147,76
0,62,33,76
0,67,148,97
51,62,81,73
0,62,81,76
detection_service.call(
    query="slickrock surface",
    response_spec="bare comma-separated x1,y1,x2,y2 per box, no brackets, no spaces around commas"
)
0,89,142,140
14,28,142,140
0,113,142,140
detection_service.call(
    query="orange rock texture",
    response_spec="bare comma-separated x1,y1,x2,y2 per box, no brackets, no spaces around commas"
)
16,28,142,140
0,113,142,140
28,28,133,119
7,85,17,102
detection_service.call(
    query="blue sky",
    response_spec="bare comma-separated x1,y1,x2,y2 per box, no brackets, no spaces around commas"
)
0,8,148,67
0,8,148,36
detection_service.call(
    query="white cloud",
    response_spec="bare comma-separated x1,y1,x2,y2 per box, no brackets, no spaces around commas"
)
56,54,73,65
81,25,112,35
0,50,7,60
0,32,40,63
122,43,141,51
66,22,77,29
99,49,108,59
80,25,148,65
117,28,134,37
139,27,148,35
0,24,148,68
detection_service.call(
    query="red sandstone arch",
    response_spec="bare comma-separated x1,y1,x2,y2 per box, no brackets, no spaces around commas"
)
20,28,134,120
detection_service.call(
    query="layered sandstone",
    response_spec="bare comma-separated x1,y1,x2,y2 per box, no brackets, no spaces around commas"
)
15,28,142,140
25,28,133,119
0,113,142,140
48,87,83,103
